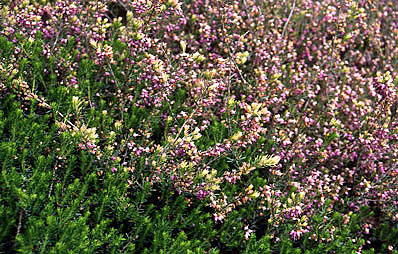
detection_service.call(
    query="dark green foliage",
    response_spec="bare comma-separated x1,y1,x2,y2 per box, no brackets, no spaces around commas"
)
0,94,218,253
245,235,271,254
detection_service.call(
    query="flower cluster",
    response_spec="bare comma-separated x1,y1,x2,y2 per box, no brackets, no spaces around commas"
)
2,0,398,249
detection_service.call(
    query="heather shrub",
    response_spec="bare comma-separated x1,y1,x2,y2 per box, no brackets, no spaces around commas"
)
1,0,398,253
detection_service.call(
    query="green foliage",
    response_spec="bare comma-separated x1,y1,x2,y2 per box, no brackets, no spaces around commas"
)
2,0,398,252
0,95,220,253
245,235,271,254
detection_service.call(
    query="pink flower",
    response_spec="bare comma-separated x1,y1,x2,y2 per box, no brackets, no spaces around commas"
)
244,226,254,240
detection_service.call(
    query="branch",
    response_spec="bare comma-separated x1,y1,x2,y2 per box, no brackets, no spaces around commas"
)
282,0,296,38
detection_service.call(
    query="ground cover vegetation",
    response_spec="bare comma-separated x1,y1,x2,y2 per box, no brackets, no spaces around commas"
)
0,0,398,253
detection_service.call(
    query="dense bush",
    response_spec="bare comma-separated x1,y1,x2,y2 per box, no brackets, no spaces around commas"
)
0,0,397,253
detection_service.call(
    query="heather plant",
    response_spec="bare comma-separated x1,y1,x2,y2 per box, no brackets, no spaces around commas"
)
1,0,398,253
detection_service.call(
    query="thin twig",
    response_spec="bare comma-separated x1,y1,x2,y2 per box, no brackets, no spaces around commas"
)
218,0,248,85
121,236,135,253
14,209,23,248
48,165,57,198
29,93,79,131
327,3,341,105
16,209,23,236
282,0,296,38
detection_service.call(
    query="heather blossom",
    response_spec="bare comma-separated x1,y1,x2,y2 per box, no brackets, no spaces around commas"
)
1,0,398,251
